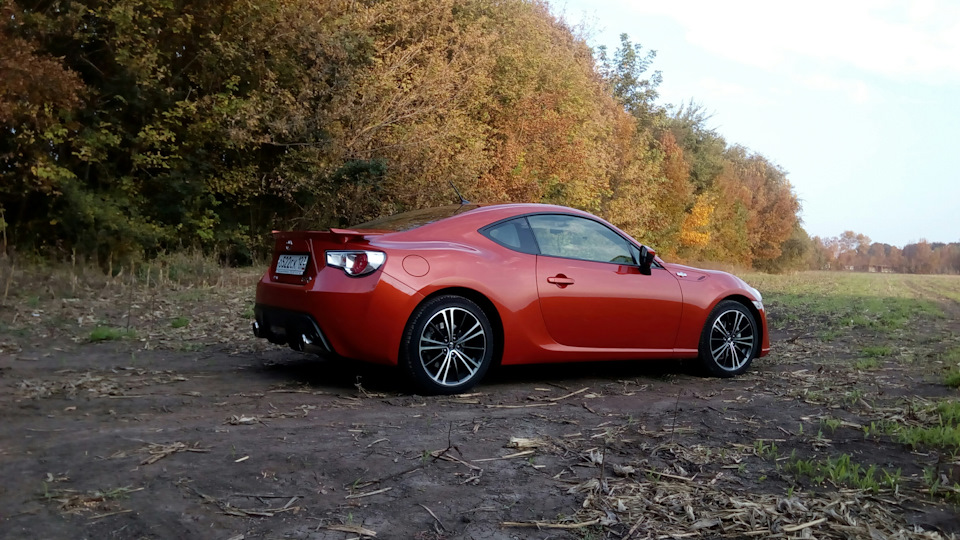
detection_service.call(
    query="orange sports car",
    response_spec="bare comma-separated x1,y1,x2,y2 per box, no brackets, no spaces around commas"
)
253,203,769,394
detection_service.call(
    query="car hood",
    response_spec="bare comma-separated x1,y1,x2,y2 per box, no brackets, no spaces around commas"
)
661,262,762,301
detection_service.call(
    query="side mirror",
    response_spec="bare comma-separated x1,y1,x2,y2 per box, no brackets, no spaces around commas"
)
638,246,656,276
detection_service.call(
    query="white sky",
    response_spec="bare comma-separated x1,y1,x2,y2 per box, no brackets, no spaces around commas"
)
555,0,960,247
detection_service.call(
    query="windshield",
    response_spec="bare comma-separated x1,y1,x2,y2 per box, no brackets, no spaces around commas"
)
350,204,481,232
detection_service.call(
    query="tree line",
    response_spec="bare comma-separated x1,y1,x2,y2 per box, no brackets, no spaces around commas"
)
1,0,801,270
809,232,960,274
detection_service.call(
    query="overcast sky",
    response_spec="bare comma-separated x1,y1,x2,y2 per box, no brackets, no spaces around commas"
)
555,0,960,247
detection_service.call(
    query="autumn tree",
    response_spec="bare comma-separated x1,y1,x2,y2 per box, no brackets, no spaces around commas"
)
1,0,805,271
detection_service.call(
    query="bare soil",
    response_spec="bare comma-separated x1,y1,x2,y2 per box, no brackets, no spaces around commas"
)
1,268,959,539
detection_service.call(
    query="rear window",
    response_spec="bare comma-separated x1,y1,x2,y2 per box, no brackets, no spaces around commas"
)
350,204,481,232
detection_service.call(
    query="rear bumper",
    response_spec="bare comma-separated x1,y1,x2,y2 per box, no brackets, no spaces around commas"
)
253,269,422,365
253,305,334,355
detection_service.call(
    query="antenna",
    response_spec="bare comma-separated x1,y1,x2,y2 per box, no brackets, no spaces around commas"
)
449,180,470,205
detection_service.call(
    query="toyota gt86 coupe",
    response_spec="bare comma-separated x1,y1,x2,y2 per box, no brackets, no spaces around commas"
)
253,203,769,394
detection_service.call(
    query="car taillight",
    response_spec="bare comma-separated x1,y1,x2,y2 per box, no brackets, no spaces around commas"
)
325,250,386,276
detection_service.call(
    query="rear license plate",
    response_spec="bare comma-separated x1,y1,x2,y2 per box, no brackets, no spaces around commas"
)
275,254,309,275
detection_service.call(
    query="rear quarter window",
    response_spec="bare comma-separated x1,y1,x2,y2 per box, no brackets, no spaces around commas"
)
480,218,538,254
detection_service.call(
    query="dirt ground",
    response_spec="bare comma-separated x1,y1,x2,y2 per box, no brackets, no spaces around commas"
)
1,267,959,539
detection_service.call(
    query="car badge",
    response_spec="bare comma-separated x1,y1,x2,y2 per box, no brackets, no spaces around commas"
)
285,240,293,251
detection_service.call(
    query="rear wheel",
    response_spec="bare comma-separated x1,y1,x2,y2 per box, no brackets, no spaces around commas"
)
698,300,758,377
401,295,494,395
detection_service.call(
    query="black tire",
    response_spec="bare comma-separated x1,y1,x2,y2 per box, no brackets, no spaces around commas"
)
400,295,494,395
698,300,759,377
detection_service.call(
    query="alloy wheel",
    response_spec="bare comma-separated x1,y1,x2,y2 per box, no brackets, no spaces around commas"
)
708,309,756,372
418,306,488,387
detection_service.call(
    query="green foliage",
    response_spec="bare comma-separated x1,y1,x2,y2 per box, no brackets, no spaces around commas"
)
945,370,960,388
597,33,663,124
171,317,189,329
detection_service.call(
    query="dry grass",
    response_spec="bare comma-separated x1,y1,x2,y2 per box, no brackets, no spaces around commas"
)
0,253,262,355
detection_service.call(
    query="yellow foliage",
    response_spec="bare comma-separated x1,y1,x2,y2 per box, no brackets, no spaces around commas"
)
679,195,714,248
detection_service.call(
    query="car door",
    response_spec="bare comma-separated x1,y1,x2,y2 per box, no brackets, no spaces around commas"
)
529,214,684,350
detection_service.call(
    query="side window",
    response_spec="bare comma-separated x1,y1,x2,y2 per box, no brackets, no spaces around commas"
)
481,218,537,254
527,214,635,264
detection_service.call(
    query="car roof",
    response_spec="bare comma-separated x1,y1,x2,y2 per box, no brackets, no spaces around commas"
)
349,203,595,233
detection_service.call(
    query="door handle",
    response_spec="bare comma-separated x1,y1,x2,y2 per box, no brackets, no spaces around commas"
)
547,275,575,287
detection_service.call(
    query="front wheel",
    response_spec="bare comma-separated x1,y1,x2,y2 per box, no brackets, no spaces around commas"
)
698,300,759,377
400,295,494,395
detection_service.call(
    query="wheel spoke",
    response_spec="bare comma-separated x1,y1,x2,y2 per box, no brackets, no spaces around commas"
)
441,309,456,341
453,349,480,370
712,319,731,339
436,352,453,384
732,312,745,334
457,323,483,344
728,343,740,368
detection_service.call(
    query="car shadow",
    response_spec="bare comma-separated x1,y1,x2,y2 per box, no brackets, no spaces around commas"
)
253,351,397,393
253,350,699,395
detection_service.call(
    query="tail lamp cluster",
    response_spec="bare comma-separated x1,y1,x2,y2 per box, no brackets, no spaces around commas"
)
325,250,386,276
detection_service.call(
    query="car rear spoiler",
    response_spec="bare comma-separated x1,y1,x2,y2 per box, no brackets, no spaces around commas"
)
271,229,387,245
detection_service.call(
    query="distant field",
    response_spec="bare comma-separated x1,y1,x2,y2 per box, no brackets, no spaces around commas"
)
746,271,960,335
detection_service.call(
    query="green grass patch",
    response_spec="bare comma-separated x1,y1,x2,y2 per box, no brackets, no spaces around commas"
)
855,358,880,370
861,345,892,357
786,453,901,494
820,417,842,432
934,401,960,425
893,400,960,451
172,289,209,303
819,329,843,342
945,370,960,388
89,326,136,342
753,440,779,459
171,316,190,328
898,425,960,450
